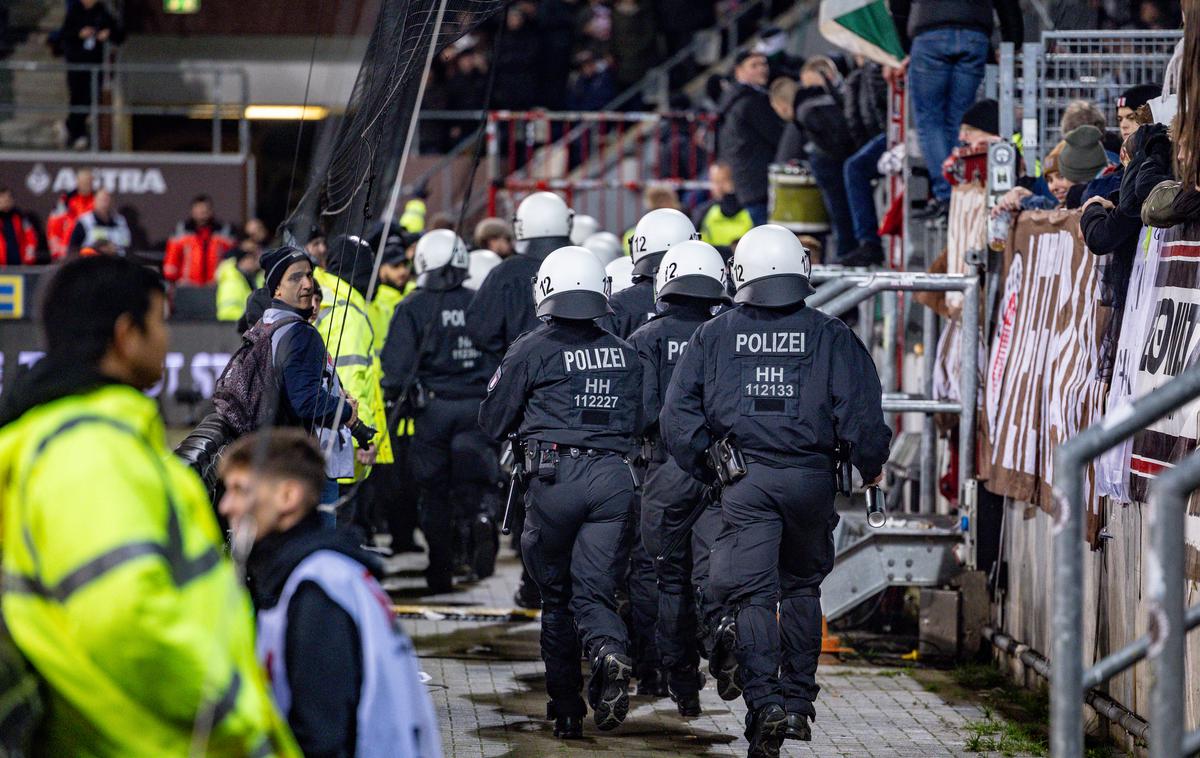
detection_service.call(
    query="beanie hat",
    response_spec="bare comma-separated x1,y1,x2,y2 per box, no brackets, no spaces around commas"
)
1059,125,1109,183
261,245,312,296
960,99,999,136
1117,83,1160,112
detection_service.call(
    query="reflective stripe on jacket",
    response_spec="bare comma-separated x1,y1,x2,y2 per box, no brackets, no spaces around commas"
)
315,270,395,472
0,384,300,757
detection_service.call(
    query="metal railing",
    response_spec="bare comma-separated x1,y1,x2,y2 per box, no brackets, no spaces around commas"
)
992,31,1181,164
0,60,250,154
1051,365,1200,757
807,270,980,532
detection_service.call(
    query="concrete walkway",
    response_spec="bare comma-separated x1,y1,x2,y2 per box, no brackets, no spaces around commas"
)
386,549,1035,757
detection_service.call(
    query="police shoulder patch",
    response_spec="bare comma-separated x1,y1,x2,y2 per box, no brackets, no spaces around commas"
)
488,366,502,392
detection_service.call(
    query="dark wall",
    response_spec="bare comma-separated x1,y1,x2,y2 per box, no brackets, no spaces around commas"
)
123,0,380,36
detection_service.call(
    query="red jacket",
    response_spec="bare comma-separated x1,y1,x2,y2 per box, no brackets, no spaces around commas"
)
0,209,39,265
46,191,95,261
163,219,236,285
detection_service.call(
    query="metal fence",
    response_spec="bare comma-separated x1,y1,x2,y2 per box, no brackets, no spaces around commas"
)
1015,30,1181,162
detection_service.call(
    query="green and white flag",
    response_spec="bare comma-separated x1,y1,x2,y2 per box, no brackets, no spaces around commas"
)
819,0,905,67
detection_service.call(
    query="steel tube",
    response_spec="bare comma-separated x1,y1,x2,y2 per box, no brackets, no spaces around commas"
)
805,277,858,308
960,275,979,486
921,306,939,513
1083,602,1200,690
985,627,1150,742
90,67,100,152
1146,452,1200,758
817,273,977,316
999,43,1015,140
1051,364,1200,757
881,399,961,414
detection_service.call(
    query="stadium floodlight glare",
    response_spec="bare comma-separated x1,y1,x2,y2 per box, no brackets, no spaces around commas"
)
243,105,329,121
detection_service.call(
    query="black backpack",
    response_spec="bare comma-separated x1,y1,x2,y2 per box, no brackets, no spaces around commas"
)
212,315,301,436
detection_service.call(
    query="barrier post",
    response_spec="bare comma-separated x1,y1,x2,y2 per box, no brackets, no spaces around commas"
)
1021,42,1041,160
1147,454,1196,758
998,43,1015,141
920,305,939,513
90,65,100,152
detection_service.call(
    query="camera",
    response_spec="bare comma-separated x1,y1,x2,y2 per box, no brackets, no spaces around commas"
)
349,419,378,448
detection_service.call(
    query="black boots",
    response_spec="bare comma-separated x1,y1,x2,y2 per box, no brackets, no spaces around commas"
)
708,615,742,701
785,712,812,741
587,646,633,731
745,703,787,758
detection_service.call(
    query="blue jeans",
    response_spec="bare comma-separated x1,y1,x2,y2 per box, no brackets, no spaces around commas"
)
909,28,989,203
319,478,340,529
806,150,857,260
844,133,888,245
745,202,769,227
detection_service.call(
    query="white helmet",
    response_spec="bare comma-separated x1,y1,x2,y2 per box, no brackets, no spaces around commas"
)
583,231,623,266
533,245,612,320
465,249,502,290
514,191,573,241
655,240,731,303
628,207,699,277
413,229,469,288
606,256,635,294
731,224,814,307
570,214,599,246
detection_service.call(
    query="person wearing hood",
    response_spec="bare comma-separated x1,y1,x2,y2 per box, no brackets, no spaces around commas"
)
0,256,299,758
219,429,441,758
382,230,498,592
314,235,394,523
716,51,784,226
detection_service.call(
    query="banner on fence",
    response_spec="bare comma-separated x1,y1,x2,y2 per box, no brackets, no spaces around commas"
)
979,210,1109,537
1096,227,1166,503
944,182,987,318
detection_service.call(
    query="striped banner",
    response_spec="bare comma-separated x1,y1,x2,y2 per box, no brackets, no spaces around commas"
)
1127,229,1200,501
978,211,1109,538
944,182,987,319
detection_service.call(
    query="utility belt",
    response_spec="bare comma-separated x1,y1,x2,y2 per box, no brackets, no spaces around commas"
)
707,436,747,486
522,440,640,488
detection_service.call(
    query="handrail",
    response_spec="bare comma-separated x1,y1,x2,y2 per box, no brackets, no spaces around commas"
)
0,60,250,154
813,271,979,521
1147,451,1200,758
1050,364,1200,757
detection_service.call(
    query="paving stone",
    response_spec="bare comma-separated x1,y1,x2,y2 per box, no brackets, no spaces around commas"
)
385,544,1036,757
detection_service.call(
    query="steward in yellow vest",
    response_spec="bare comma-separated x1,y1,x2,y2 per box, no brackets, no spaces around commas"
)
0,257,298,758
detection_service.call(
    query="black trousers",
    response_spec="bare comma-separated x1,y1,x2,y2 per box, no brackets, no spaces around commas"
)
521,452,635,717
709,464,838,718
409,397,494,578
640,455,718,692
626,467,660,680
66,68,93,143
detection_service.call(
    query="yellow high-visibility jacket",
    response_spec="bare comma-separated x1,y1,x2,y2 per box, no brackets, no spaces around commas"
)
0,384,299,758
399,198,426,234
214,257,264,322
315,271,394,475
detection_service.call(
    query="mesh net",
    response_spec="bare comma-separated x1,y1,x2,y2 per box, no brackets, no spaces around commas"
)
288,0,506,242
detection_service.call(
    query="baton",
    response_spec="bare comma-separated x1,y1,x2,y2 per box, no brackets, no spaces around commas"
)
655,486,719,565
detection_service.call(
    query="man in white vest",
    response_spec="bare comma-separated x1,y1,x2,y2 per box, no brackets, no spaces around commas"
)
218,429,442,758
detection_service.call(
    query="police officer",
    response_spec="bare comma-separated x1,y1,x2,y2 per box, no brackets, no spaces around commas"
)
601,207,700,340
466,191,574,357
382,230,497,593
628,240,730,718
479,246,641,739
602,206,700,697
661,225,891,757
468,191,574,607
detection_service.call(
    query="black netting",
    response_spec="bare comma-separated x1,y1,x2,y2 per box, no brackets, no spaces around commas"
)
287,0,506,242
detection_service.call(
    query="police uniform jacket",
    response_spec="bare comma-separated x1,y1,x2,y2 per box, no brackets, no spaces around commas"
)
627,301,712,441
382,284,493,401
600,278,656,340
662,301,891,482
465,236,571,357
478,319,641,455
